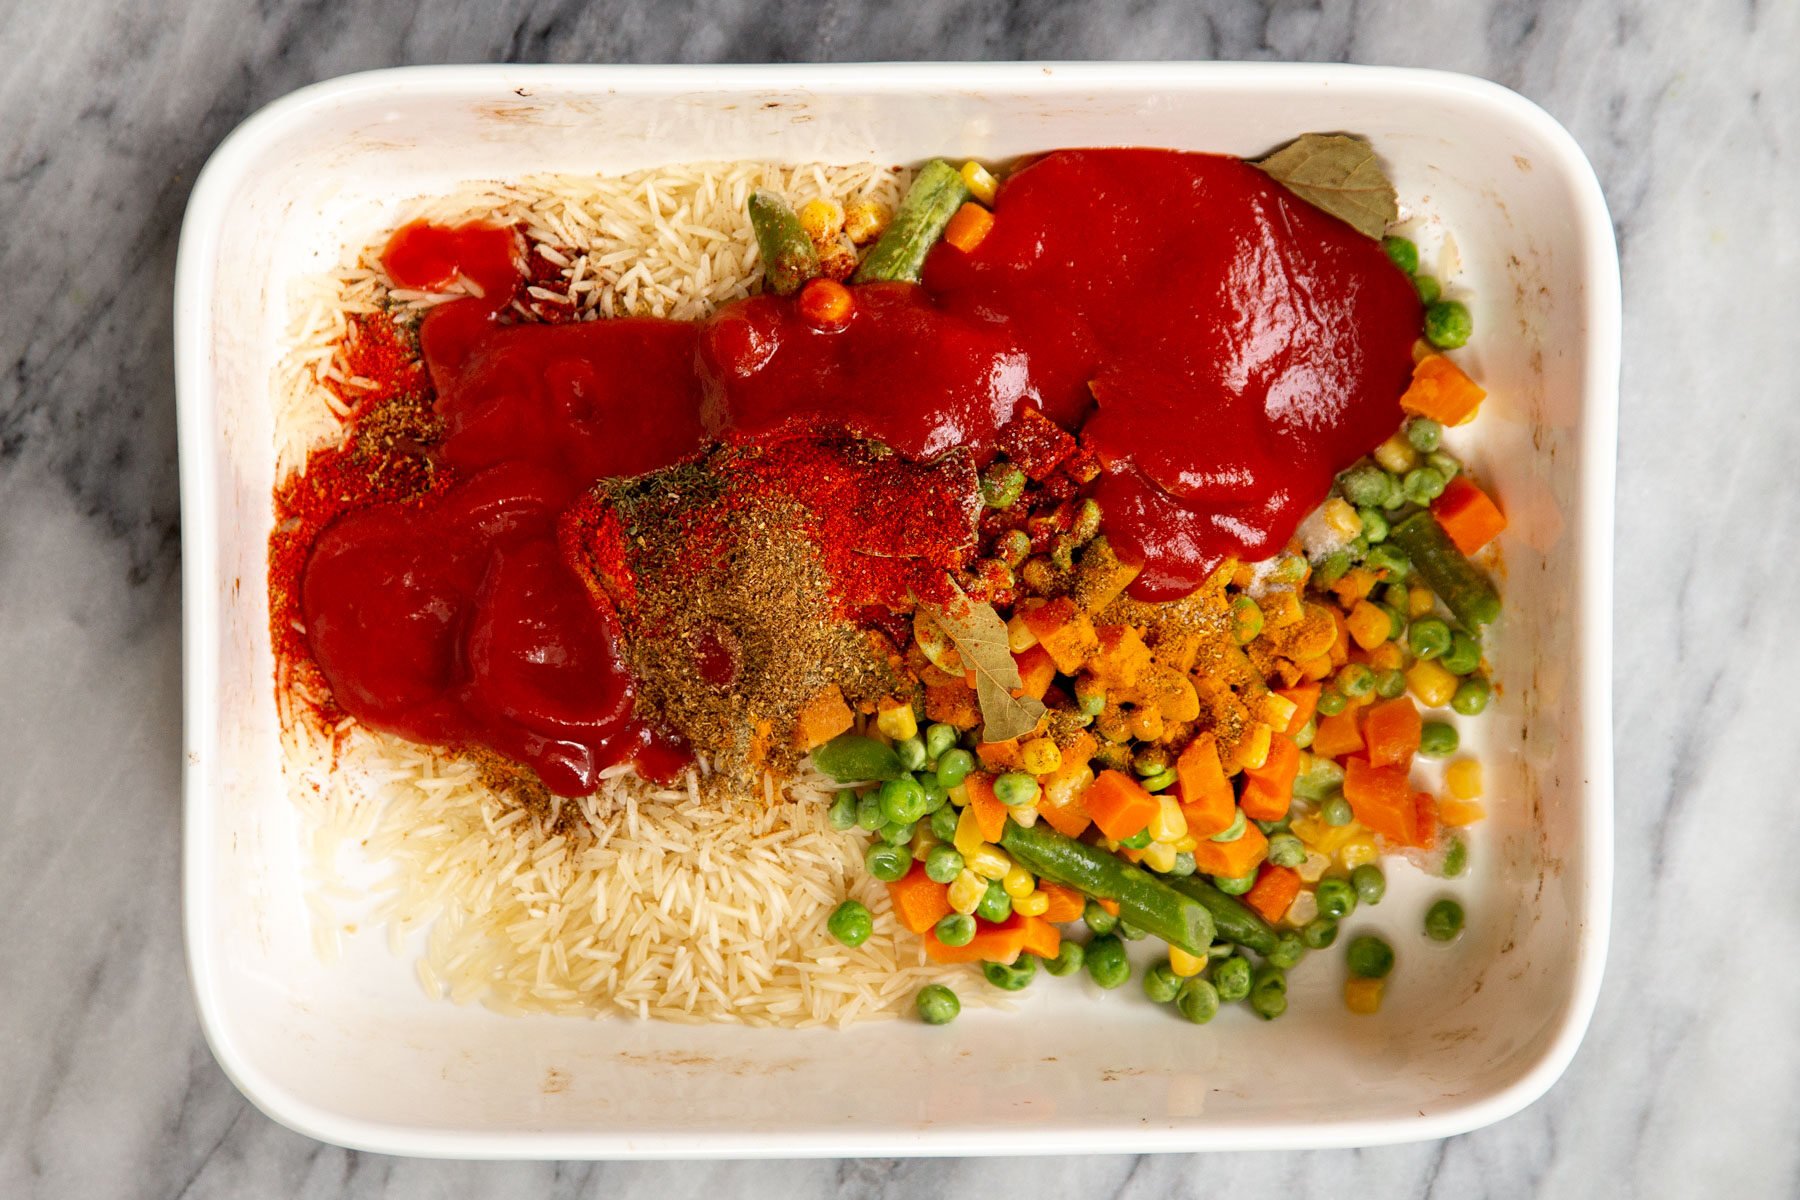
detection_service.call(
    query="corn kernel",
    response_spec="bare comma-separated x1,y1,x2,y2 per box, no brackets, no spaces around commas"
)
968,845,1014,880
1408,586,1435,618
1174,834,1198,853
953,805,985,857
1239,722,1272,771
947,870,986,915
875,697,917,741
1140,841,1179,873
842,198,890,245
1446,758,1484,799
1020,738,1063,776
1010,804,1041,828
1262,588,1303,629
1044,764,1093,810
1344,976,1384,1014
959,160,999,206
1150,796,1188,844
1367,641,1405,672
1129,704,1165,742
1339,837,1379,870
1002,864,1036,898
1406,659,1458,707
1373,433,1418,474
1439,797,1487,826
1346,600,1392,650
1260,692,1298,731
1285,889,1319,927
1322,496,1363,539
1006,613,1039,652
797,197,844,244
1168,945,1207,977
1013,889,1050,917
1297,851,1331,883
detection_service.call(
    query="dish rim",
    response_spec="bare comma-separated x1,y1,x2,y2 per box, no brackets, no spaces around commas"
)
175,59,1618,1157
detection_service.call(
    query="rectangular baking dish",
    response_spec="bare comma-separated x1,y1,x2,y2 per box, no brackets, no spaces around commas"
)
175,62,1618,1157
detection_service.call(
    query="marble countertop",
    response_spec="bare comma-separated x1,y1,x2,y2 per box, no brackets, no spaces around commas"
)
4,1,1797,1196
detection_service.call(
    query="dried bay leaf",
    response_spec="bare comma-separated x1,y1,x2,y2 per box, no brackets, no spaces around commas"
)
921,577,1046,743
1252,133,1398,240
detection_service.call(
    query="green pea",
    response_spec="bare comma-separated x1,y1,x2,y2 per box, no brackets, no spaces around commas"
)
929,805,960,842
1075,674,1107,717
1409,617,1452,660
1268,931,1306,969
1293,757,1345,801
1212,954,1252,1002
1084,934,1131,989
827,792,859,831
1380,582,1410,611
1414,274,1442,304
1374,669,1407,700
895,736,928,772
1365,544,1410,581
983,954,1038,991
1424,299,1473,349
1428,451,1462,481
1141,767,1178,793
1358,506,1390,544
1301,917,1339,949
1316,689,1348,718
1419,721,1459,757
1337,663,1375,699
981,462,1026,509
1143,962,1182,1004
1209,809,1248,843
855,792,885,832
1321,794,1354,827
1382,235,1420,275
1315,551,1351,587
879,776,927,825
994,771,1040,807
880,820,915,846
1441,836,1469,879
1346,535,1371,560
864,842,911,883
924,844,965,884
1315,877,1357,920
1379,475,1407,510
1214,871,1257,896
1406,417,1443,453
924,722,958,761
1169,851,1198,877
1043,939,1085,977
1451,676,1491,716
1293,718,1317,750
1119,828,1154,850
826,899,873,947
1346,934,1395,979
1175,977,1221,1024
1116,919,1148,941
976,878,1013,922
1425,899,1465,941
1351,863,1387,905
1402,466,1448,506
1338,463,1394,508
919,774,949,813
995,528,1032,568
1268,833,1307,868
934,912,976,947
1232,595,1265,644
916,983,960,1024
1441,631,1482,675
1249,966,1288,1020
935,748,974,788
1083,899,1118,937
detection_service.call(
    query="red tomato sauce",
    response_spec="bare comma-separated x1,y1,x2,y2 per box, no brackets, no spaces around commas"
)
294,151,1419,795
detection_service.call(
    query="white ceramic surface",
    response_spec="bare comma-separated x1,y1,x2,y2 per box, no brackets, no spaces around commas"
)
174,62,1618,1158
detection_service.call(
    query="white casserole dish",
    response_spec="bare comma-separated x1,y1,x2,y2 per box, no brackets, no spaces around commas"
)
175,62,1618,1157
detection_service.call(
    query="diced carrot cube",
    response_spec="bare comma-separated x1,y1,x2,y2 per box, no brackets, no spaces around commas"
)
1176,733,1236,837
1243,863,1302,924
1311,710,1365,760
886,863,953,934
1189,822,1268,879
965,773,1009,842
1362,696,1422,769
1084,769,1157,841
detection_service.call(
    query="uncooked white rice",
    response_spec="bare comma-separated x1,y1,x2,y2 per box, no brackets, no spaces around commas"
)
276,162,1000,1025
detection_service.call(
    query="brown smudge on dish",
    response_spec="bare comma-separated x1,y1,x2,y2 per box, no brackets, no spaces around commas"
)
543,1067,571,1094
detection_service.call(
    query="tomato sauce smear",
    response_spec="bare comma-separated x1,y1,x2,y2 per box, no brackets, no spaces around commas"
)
291,151,1419,795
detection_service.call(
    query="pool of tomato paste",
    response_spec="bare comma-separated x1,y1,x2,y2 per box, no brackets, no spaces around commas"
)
294,149,1420,795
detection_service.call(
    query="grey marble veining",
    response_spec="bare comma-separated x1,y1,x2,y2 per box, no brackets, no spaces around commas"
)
3,1,1797,1196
